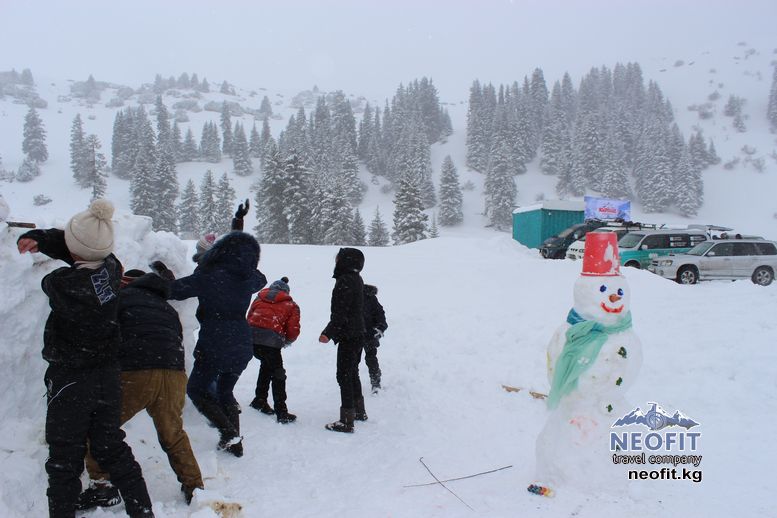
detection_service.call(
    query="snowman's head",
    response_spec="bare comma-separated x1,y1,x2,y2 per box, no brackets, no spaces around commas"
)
573,274,631,326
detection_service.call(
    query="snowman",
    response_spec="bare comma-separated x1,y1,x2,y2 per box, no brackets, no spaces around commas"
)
530,232,642,496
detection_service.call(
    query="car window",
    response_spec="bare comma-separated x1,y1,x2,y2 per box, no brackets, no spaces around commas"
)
687,241,714,256
755,242,777,255
642,234,670,249
689,234,707,245
707,243,734,256
619,233,645,248
733,242,758,256
668,234,690,248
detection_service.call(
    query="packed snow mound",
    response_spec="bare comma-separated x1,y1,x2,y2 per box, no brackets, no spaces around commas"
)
0,194,9,223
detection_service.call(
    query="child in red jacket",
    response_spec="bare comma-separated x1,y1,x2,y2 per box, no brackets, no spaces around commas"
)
247,277,300,423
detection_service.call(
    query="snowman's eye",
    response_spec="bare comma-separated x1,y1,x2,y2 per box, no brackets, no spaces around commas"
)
599,285,607,293
617,288,624,296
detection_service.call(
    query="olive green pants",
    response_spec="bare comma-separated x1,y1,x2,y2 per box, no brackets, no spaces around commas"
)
85,369,204,489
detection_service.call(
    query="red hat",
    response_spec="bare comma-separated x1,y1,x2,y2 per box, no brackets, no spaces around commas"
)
581,232,620,276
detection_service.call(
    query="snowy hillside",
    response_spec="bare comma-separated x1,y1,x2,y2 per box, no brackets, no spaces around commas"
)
1,213,776,517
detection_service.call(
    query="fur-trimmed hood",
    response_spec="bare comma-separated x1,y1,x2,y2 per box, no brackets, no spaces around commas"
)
198,231,260,279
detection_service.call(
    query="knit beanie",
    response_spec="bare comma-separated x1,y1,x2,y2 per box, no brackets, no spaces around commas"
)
192,232,218,263
270,276,290,293
64,199,115,261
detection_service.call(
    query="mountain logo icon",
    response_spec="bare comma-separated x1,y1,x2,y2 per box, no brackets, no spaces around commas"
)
612,402,699,431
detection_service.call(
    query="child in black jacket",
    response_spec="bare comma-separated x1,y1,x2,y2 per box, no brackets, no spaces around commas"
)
319,248,367,433
361,284,388,393
17,199,154,518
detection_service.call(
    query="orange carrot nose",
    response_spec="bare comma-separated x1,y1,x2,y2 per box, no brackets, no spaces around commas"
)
609,294,622,303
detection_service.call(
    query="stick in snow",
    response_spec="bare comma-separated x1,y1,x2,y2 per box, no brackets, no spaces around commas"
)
404,465,513,488
417,457,474,512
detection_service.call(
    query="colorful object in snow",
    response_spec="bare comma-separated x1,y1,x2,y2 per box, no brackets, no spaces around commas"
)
527,484,555,497
582,231,620,276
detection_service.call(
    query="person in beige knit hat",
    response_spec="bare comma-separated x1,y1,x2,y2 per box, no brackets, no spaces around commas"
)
17,199,155,518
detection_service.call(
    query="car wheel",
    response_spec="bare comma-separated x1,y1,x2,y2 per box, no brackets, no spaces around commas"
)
676,266,699,285
752,266,774,286
625,261,641,269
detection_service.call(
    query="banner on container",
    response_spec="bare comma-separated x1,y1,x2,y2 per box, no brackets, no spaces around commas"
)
584,196,631,221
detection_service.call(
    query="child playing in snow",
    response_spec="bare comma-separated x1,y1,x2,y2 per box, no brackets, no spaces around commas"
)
16,199,154,518
79,266,204,510
247,276,301,424
319,248,367,433
360,284,388,393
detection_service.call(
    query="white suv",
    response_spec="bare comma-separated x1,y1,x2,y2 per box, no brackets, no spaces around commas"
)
648,239,777,285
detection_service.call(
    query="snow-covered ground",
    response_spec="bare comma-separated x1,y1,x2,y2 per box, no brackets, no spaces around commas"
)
1,211,776,517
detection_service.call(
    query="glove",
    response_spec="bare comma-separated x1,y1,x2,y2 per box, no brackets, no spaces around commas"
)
235,199,250,219
149,260,175,280
373,328,384,340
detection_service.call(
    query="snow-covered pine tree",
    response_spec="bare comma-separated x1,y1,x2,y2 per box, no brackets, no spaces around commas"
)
706,138,720,166
310,97,335,176
200,78,210,93
152,136,179,232
438,155,463,226
171,121,184,162
282,152,314,244
351,207,367,246
199,170,219,234
214,173,236,234
190,73,200,90
368,206,390,246
177,179,200,237
768,65,777,131
320,175,354,245
339,148,363,203
83,134,108,200
688,131,708,173
254,139,289,243
258,96,273,120
200,121,221,163
484,141,517,231
220,81,233,95
392,175,428,245
429,214,439,238
259,117,272,169
182,128,199,161
23,106,47,163
568,112,602,195
634,119,674,212
232,122,253,176
15,157,40,182
155,96,172,151
221,101,233,156
249,123,262,158
358,103,373,160
70,114,88,187
177,72,190,89
598,129,631,199
330,90,358,159
673,145,703,217
130,117,157,219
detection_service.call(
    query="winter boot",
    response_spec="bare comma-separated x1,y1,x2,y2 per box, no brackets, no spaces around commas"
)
181,484,202,505
274,401,297,424
224,402,241,436
218,433,244,457
354,396,368,421
250,397,275,415
325,407,355,433
76,481,122,510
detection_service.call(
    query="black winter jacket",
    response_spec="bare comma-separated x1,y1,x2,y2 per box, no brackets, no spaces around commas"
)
20,229,122,369
322,248,365,343
118,273,184,371
363,285,388,338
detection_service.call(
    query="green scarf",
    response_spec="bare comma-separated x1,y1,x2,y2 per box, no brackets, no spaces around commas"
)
546,309,632,410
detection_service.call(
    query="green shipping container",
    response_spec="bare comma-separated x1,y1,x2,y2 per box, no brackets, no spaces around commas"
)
512,201,585,249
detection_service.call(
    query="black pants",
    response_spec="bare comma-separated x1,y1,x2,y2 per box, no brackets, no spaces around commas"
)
44,365,152,518
253,345,288,414
187,358,241,441
360,338,382,387
336,338,364,409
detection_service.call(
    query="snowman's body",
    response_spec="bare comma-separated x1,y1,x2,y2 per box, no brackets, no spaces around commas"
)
534,273,642,493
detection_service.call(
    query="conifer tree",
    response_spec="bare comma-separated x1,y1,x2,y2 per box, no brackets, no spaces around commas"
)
221,102,233,156
155,96,172,151
16,157,40,182
392,176,428,245
177,179,200,237
83,134,108,200
23,106,47,163
368,207,390,246
254,140,289,243
674,146,703,217
768,65,777,131
200,78,210,93
130,118,157,219
249,123,262,158
351,208,367,246
215,173,236,234
484,142,517,231
70,114,88,187
259,96,273,119
190,73,200,90
438,155,463,226
153,131,179,232
429,214,439,238
339,149,363,203
199,170,219,233
182,128,199,161
282,152,314,244
232,122,253,176
358,103,373,160
259,117,272,169
706,138,720,166
200,121,221,163
171,121,183,162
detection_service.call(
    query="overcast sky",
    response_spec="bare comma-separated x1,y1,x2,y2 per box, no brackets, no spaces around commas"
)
1,0,775,99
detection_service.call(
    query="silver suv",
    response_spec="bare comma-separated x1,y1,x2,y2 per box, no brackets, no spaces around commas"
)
648,239,777,285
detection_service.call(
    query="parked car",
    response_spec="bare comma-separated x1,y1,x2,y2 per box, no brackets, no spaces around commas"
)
566,222,660,261
617,229,708,269
540,221,607,259
648,239,777,285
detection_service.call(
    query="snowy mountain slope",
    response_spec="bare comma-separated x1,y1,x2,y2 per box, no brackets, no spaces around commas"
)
1,212,775,517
